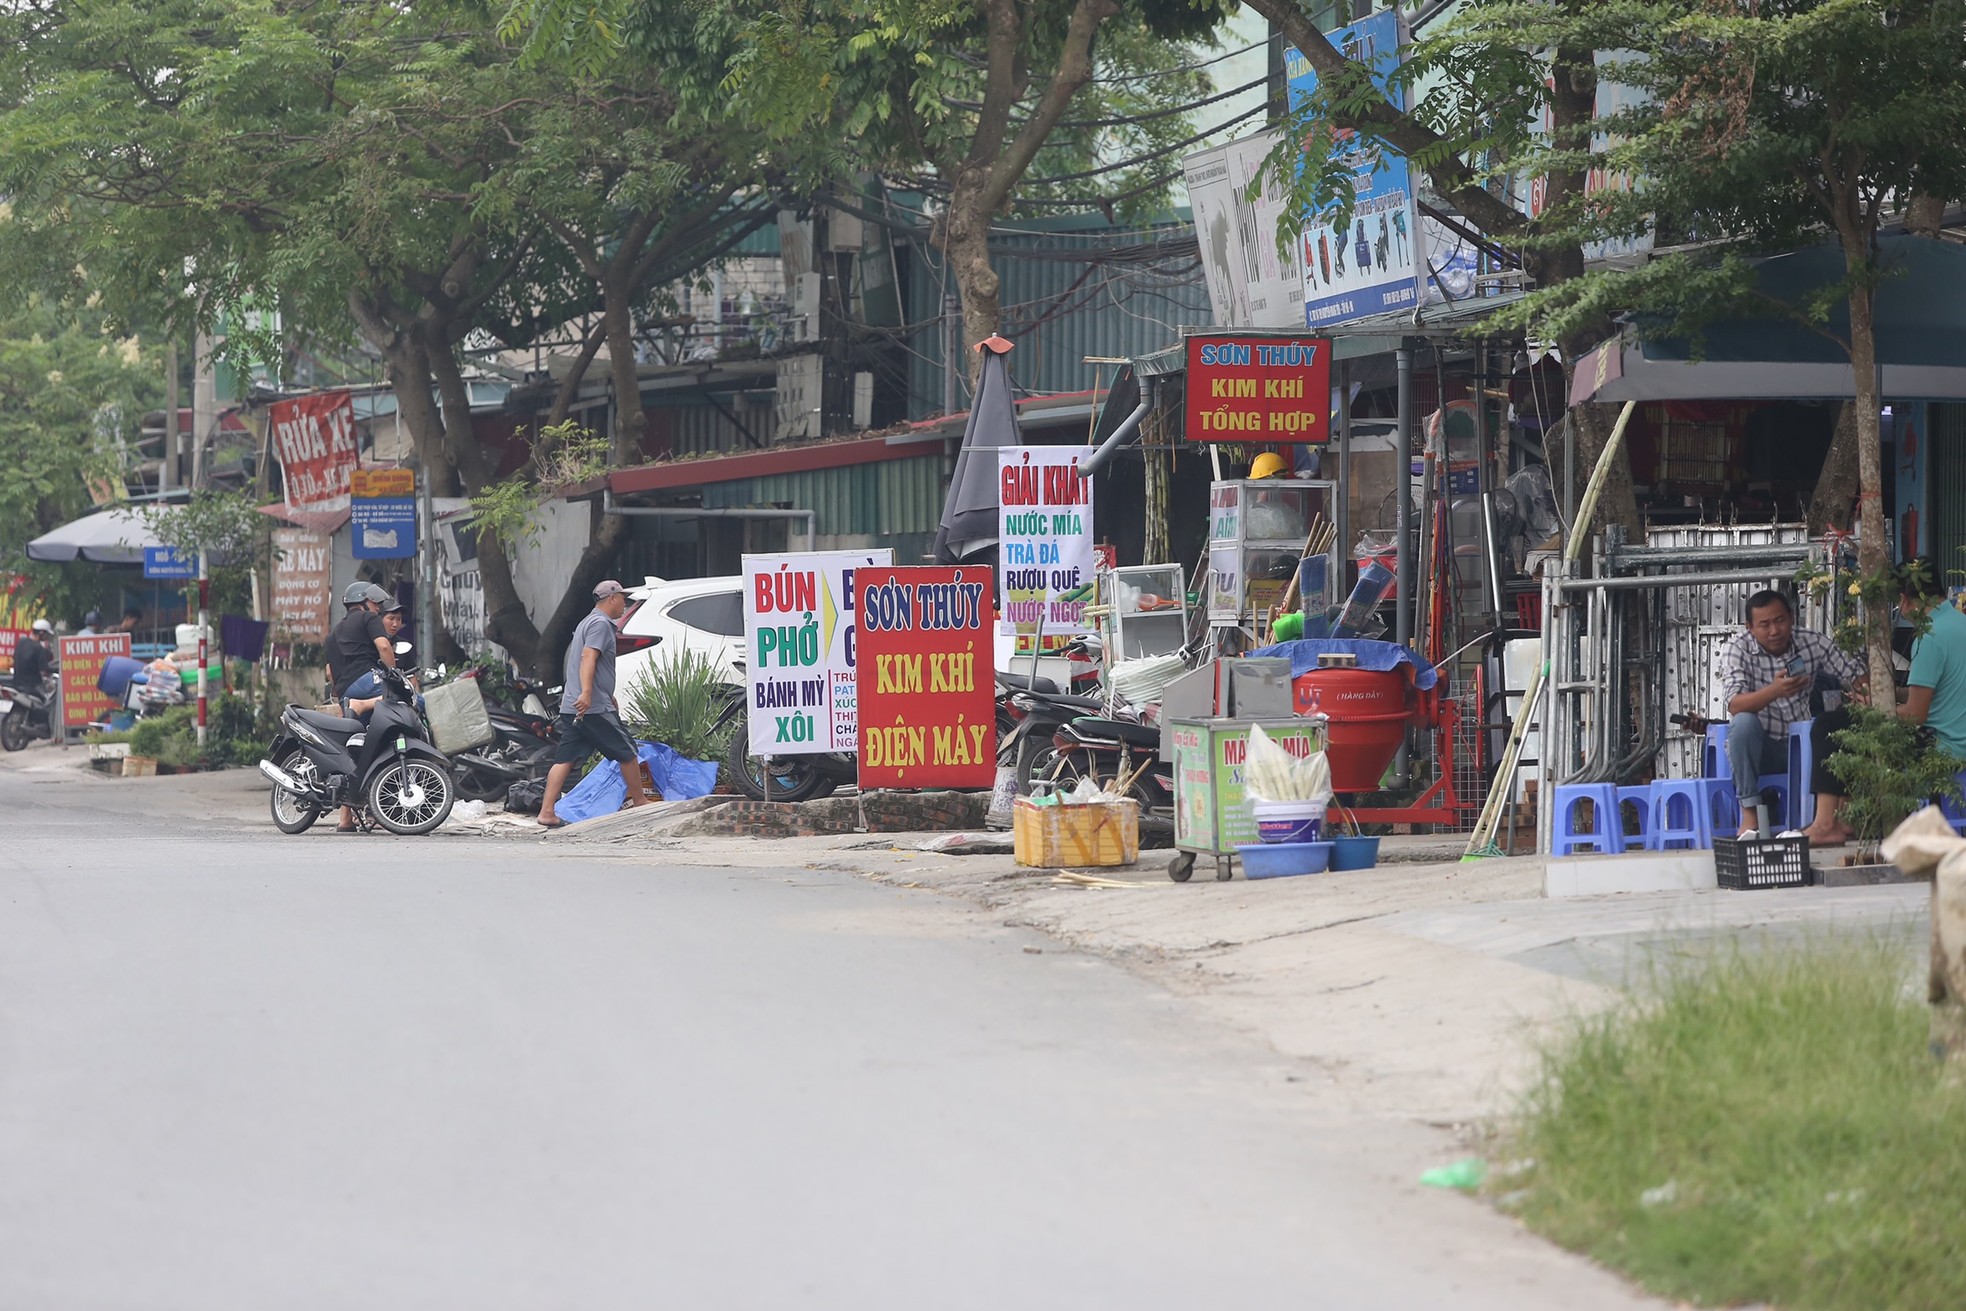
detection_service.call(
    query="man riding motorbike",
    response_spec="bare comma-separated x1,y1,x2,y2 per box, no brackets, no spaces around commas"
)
9,619,55,696
326,582,397,833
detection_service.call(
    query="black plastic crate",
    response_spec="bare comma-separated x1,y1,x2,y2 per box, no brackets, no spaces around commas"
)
1713,834,1814,890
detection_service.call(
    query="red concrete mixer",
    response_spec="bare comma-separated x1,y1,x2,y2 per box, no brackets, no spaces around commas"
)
1291,664,1462,825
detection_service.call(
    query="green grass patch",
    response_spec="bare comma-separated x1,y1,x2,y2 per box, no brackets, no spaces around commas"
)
1503,935,1966,1310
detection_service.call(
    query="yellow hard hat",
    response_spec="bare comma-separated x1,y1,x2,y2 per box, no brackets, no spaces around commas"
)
1250,451,1289,480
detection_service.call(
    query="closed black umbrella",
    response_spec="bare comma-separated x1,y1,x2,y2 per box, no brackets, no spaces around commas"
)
933,336,1023,565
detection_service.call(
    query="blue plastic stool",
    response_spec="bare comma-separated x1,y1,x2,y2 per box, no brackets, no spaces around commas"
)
1550,783,1625,855
1940,771,1966,835
1788,718,1816,829
1702,722,1729,778
1703,778,1739,831
1617,786,1654,848
1647,779,1712,850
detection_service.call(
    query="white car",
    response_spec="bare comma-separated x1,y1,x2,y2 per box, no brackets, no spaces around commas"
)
613,575,748,698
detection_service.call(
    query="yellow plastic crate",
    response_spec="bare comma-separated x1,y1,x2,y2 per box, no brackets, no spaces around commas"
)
1013,797,1140,868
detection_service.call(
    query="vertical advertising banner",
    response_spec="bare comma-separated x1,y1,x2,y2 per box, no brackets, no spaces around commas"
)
855,566,997,790
269,391,359,514
1285,8,1425,328
743,549,893,756
997,446,1096,640
0,628,26,673
270,527,333,642
58,634,132,729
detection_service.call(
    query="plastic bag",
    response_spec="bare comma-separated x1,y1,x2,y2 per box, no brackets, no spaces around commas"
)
506,779,544,815
553,740,720,824
1244,723,1333,804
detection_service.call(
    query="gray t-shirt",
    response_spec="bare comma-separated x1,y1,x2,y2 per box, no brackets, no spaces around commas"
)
560,609,618,715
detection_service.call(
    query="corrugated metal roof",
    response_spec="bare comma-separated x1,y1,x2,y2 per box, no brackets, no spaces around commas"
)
701,453,946,539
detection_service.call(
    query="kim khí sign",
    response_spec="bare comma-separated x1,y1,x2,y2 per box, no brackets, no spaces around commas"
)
1185,336,1333,444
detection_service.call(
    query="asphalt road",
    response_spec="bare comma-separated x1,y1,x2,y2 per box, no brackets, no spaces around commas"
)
0,758,1656,1309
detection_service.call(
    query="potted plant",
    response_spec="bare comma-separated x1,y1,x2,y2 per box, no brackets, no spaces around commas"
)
1826,706,1966,870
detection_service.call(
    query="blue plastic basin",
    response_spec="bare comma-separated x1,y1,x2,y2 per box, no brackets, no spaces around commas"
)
1236,840,1333,879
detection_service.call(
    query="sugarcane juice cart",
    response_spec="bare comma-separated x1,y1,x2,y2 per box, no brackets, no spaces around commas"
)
1166,643,1462,882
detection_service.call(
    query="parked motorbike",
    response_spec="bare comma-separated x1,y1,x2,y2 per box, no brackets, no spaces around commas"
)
1039,713,1176,816
258,662,456,835
0,675,57,751
446,668,561,803
717,667,855,802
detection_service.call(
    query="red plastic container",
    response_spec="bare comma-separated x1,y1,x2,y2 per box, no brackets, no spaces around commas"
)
1291,668,1412,792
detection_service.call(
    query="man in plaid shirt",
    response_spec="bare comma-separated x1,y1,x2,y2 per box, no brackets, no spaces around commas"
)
1717,589,1866,841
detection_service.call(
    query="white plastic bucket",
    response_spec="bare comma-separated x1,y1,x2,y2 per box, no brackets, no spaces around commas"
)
1252,798,1326,845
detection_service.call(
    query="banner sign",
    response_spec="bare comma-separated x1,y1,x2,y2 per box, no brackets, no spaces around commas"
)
742,548,893,756
1286,9,1426,328
854,566,997,790
352,496,416,559
270,391,359,514
58,634,132,729
997,446,1096,640
350,467,414,498
0,628,26,674
1185,336,1333,444
1182,129,1308,330
270,526,333,642
143,545,198,580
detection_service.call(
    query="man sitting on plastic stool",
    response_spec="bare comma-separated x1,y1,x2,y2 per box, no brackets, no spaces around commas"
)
1717,588,1866,842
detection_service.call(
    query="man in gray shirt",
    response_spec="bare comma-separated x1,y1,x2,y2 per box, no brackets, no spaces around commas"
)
538,580,654,827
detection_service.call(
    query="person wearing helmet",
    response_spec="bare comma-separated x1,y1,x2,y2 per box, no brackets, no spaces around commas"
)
1249,451,1289,480
9,619,55,695
77,609,104,636
342,597,419,711
329,582,397,701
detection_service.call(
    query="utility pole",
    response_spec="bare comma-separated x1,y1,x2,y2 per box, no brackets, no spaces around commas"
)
191,329,217,489
162,342,179,494
942,295,960,417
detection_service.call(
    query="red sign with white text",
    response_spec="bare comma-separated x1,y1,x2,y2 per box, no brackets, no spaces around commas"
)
1185,335,1333,443
58,633,132,729
270,391,359,513
855,566,997,790
0,627,26,672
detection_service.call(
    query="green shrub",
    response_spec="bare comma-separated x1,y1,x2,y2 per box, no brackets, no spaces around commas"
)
619,646,735,763
1827,705,1966,846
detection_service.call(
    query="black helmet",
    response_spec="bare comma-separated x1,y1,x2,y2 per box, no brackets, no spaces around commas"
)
341,582,373,606
84,610,103,627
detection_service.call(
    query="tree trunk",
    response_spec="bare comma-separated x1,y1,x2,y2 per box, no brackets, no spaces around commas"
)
935,188,1000,379
1806,401,1860,534
601,275,653,462
1845,266,1896,698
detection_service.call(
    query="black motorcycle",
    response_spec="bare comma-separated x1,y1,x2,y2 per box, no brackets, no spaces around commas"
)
259,664,456,835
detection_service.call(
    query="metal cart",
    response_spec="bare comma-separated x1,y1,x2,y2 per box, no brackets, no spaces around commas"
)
1166,716,1327,882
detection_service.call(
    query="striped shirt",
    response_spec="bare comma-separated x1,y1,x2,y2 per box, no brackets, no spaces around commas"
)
1716,628,1863,738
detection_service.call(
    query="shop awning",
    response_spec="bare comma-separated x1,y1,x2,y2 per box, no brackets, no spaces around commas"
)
25,507,164,565
1573,235,1966,404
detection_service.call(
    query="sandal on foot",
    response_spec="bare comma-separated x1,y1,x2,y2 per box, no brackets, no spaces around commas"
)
537,818,567,830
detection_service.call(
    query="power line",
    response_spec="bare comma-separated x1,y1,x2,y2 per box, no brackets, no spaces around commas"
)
1090,39,1266,84
1019,101,1268,185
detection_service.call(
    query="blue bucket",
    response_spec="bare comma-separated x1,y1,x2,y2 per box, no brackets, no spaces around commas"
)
1329,835,1380,870
1236,841,1332,879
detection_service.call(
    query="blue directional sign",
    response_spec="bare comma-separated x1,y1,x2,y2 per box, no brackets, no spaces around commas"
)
352,496,417,559
143,546,198,579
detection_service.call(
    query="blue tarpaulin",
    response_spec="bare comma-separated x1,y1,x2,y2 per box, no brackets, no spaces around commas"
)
1247,638,1439,689
554,740,720,824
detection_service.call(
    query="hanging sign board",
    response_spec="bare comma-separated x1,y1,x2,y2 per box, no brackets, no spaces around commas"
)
855,565,997,790
58,634,132,730
269,391,359,514
143,546,198,580
1185,336,1333,443
270,526,333,642
351,489,416,560
997,446,1096,640
742,548,892,756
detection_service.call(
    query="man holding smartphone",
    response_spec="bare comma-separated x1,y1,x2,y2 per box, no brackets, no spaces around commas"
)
1717,589,1866,842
